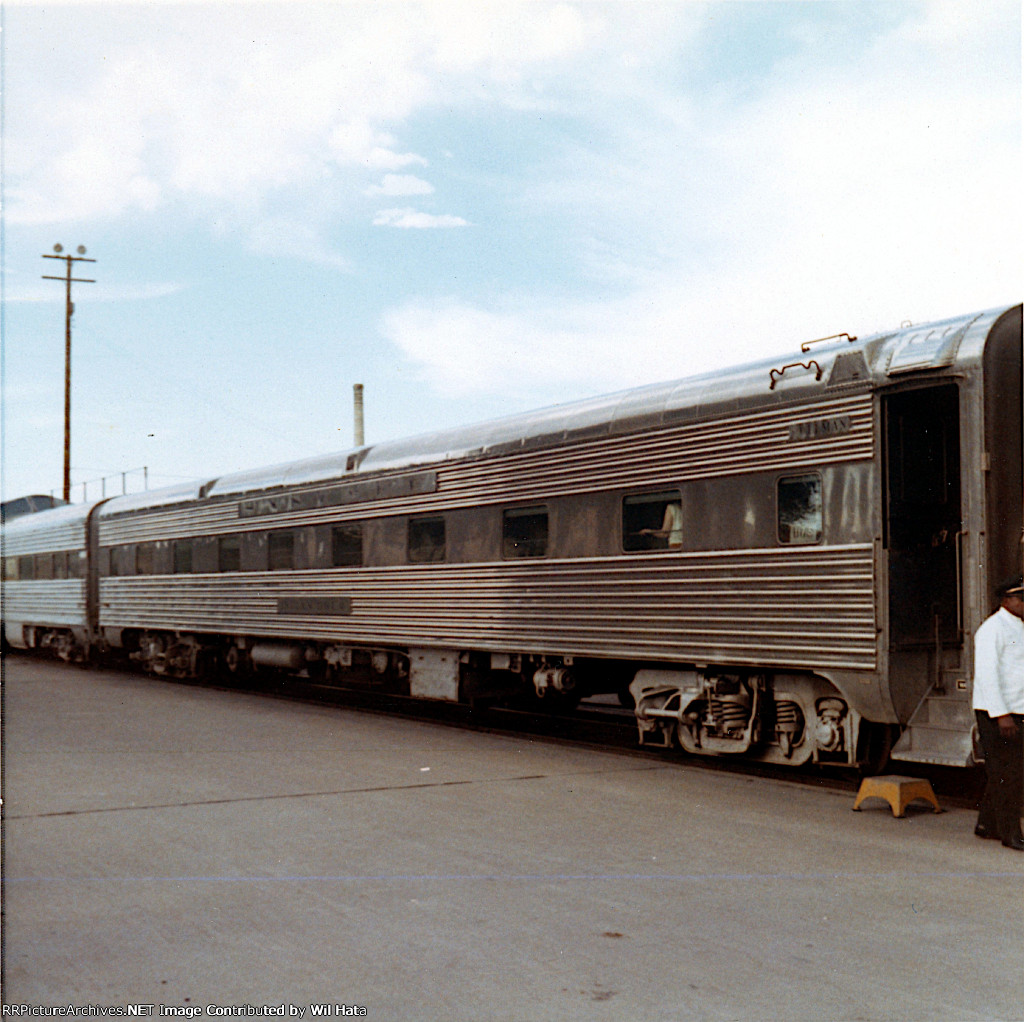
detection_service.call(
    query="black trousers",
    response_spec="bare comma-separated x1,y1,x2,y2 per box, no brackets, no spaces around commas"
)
975,710,1024,841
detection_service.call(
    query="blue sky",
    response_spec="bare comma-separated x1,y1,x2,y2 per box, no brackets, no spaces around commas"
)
2,1,1020,502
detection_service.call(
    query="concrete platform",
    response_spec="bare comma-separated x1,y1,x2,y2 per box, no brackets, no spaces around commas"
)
3,655,1023,1021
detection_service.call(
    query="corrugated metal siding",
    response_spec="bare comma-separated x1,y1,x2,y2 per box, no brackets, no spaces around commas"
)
100,544,876,671
99,392,873,543
2,581,88,626
2,518,91,557
442,393,873,507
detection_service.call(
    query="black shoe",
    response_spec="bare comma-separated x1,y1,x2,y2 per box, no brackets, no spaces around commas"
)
1001,834,1024,851
975,824,1000,840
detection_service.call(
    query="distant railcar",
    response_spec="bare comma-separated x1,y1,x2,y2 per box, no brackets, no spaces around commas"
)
3,304,1020,769
1,494,69,521
1,500,97,660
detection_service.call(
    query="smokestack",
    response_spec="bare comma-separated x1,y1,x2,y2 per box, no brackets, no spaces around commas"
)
353,383,365,447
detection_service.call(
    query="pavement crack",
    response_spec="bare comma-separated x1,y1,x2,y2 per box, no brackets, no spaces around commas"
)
7,765,665,820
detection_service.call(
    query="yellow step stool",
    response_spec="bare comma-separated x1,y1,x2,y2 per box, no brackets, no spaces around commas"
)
852,774,942,818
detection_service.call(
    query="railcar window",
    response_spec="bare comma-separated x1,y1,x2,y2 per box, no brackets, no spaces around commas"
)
503,506,549,559
173,539,194,574
69,550,87,579
53,551,68,579
408,516,446,563
34,553,54,579
218,535,242,572
623,491,683,551
268,530,295,571
2,557,17,581
778,474,823,544
18,556,34,580
136,543,156,575
110,545,136,577
331,524,363,567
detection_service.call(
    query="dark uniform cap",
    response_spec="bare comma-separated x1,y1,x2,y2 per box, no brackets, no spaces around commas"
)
996,574,1024,598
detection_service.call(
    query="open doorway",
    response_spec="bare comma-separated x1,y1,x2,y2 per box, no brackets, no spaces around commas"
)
884,384,962,649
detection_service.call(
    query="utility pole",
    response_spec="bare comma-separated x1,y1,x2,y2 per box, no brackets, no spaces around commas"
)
42,245,96,502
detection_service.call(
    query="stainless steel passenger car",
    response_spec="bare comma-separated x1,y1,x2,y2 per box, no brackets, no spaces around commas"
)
4,304,1021,768
1,500,100,660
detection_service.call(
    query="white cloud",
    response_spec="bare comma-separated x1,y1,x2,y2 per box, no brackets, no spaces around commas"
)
380,3,1020,402
6,103,163,225
4,3,611,227
379,289,755,400
373,208,470,229
365,174,436,197
430,1,596,73
7,2,1018,414
328,122,430,172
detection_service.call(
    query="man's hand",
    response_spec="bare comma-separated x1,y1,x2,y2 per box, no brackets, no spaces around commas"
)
997,714,1019,738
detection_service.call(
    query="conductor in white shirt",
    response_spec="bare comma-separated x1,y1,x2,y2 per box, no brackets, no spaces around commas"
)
972,574,1024,850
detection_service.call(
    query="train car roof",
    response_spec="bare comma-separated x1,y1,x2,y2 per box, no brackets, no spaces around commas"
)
1,498,103,538
98,478,217,516
206,304,1016,498
86,302,1017,515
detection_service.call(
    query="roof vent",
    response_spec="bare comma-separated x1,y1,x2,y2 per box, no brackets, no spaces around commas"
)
886,318,976,375
827,351,870,386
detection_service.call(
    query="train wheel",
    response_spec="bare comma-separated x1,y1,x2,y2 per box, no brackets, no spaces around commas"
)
193,647,221,685
224,644,252,684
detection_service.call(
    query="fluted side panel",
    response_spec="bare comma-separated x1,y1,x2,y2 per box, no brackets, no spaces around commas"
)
99,393,873,543
442,393,873,507
100,544,876,670
2,581,88,626
3,520,90,557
